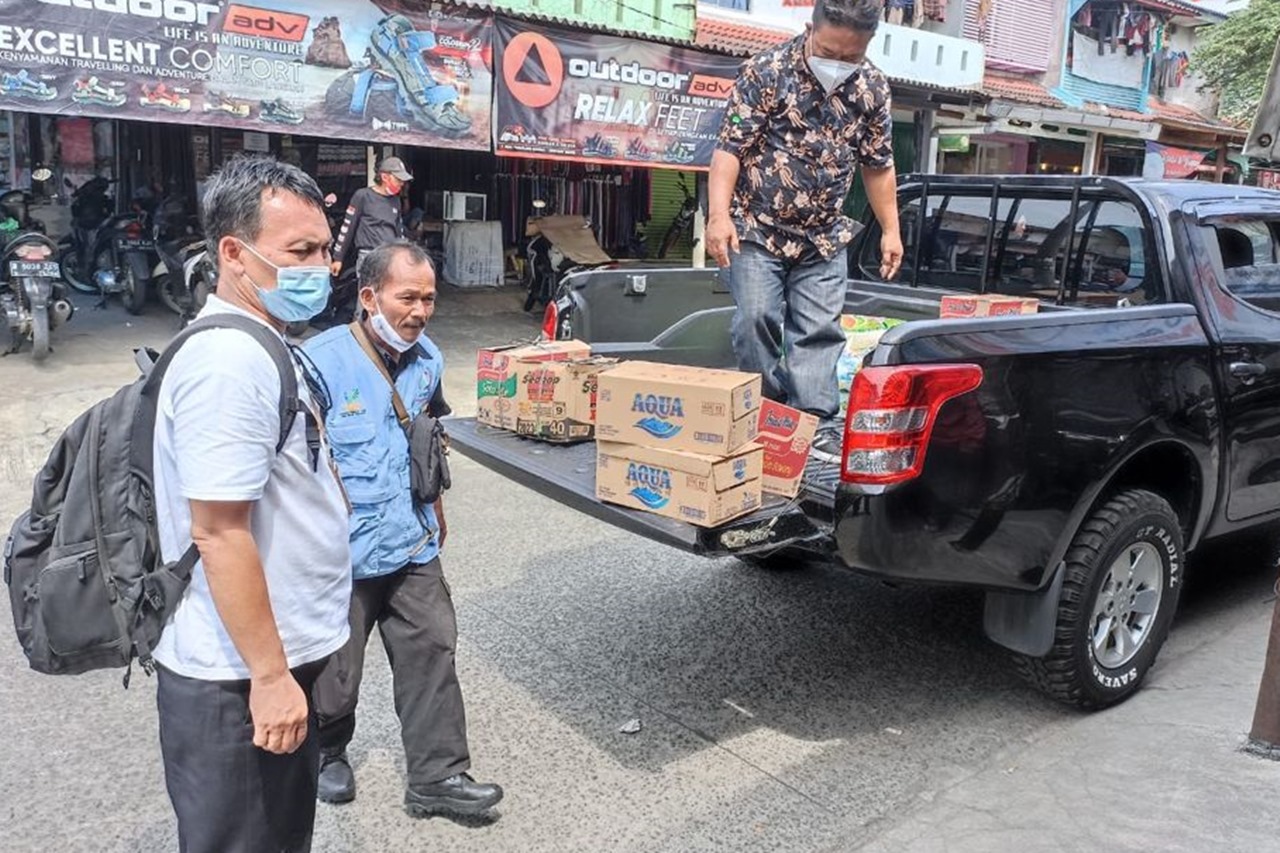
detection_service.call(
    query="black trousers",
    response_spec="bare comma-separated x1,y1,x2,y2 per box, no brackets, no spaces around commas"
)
156,659,327,853
313,557,471,787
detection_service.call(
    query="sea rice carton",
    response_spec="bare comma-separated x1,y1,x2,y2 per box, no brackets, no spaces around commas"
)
514,356,617,443
595,361,761,456
939,294,1039,318
596,441,764,527
756,400,819,498
476,339,590,431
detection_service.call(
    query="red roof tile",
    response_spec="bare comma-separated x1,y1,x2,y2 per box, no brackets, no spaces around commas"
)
1077,97,1245,137
1147,97,1243,131
694,17,791,57
982,72,1065,108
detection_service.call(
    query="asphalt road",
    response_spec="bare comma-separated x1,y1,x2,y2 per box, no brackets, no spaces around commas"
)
2,288,1279,852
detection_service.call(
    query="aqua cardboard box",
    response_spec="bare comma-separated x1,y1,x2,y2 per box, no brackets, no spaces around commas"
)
595,361,761,455
476,339,590,431
595,441,764,527
515,356,617,443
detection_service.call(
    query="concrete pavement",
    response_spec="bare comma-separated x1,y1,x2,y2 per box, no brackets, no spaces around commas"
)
2,286,1280,852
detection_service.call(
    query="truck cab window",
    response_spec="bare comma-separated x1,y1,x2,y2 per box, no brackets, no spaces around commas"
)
863,190,1162,308
1068,201,1157,307
865,192,1014,291
1211,220,1280,313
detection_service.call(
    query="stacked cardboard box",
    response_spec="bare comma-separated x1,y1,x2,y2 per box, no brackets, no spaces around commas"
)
476,340,616,443
515,356,618,443
594,361,765,527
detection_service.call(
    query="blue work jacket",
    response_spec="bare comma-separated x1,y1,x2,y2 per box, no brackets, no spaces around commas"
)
303,325,444,580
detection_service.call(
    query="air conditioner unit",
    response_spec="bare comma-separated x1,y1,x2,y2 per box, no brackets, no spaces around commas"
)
445,191,486,222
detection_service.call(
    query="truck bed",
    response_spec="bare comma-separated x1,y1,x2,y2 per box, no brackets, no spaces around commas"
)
447,418,839,558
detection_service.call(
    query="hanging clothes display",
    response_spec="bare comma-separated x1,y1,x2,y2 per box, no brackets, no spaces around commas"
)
493,159,651,255
919,0,947,22
1075,2,1165,57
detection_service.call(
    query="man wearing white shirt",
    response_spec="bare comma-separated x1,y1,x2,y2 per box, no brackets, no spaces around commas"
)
150,155,351,853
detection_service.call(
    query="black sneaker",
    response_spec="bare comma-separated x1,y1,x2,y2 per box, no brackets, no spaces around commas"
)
810,428,844,464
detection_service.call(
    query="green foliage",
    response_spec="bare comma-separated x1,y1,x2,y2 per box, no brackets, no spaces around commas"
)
1191,0,1280,124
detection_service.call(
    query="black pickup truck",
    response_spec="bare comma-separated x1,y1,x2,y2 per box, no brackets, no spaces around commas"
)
452,175,1280,709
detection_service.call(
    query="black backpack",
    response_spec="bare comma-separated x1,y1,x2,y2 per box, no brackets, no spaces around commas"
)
4,315,301,684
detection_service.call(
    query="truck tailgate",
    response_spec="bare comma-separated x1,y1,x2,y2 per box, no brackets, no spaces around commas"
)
447,418,837,557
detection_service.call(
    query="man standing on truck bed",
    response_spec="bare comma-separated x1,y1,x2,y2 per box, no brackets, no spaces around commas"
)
707,0,903,462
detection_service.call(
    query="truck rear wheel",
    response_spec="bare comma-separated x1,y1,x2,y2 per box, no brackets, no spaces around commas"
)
1014,489,1183,709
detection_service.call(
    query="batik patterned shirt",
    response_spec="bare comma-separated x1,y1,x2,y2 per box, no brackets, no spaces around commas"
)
716,34,895,261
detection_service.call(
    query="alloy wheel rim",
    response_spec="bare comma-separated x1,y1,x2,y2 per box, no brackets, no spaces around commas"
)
1089,542,1163,670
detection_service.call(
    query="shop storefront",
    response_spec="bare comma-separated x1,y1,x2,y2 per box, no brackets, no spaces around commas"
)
0,0,811,287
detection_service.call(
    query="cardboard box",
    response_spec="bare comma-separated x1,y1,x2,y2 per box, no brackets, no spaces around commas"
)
514,357,617,443
595,361,761,455
939,294,1039,319
476,339,590,430
596,441,764,527
756,400,819,498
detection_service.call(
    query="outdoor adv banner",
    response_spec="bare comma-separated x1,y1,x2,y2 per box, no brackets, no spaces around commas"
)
0,0,492,150
1142,141,1210,180
493,17,741,170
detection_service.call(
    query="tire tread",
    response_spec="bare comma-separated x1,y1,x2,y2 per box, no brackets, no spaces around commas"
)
1013,489,1180,710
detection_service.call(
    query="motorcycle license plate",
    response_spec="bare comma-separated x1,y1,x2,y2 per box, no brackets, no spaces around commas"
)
8,260,60,278
116,238,153,250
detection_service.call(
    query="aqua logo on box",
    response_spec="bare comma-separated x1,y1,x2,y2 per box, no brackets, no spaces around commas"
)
732,458,748,481
626,463,673,509
631,393,685,440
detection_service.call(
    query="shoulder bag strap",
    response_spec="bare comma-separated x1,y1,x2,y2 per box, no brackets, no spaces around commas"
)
348,320,411,434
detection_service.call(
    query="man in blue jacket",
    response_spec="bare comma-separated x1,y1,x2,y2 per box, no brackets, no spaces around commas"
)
303,240,502,818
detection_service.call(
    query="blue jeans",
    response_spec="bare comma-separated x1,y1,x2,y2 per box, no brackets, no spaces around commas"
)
726,241,847,422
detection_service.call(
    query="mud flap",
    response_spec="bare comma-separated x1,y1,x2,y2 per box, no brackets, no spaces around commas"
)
983,560,1065,657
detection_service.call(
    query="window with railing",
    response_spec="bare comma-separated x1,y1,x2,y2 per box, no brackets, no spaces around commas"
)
857,184,1167,308
701,0,749,9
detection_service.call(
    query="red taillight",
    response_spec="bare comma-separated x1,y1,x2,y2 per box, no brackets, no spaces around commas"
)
841,364,983,485
14,243,51,260
541,301,559,340
125,221,144,238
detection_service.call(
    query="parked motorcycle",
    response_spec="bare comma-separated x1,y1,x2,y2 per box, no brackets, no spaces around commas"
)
522,200,616,313
657,173,699,260
58,178,155,314
1,171,73,360
152,197,211,325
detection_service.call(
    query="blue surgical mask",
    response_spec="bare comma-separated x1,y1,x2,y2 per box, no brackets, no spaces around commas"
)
239,241,331,323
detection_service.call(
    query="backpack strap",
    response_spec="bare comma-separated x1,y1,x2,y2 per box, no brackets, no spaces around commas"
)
130,314,306,588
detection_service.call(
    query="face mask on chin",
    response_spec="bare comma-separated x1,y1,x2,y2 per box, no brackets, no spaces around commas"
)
368,294,419,353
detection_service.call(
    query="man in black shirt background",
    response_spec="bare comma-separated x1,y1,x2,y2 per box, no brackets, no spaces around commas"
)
329,157,413,317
